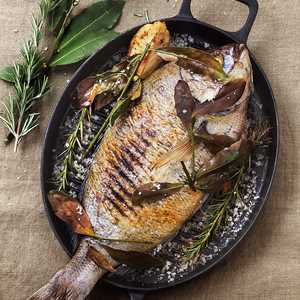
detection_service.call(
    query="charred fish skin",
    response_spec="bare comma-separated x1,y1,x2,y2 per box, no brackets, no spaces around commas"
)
83,63,210,252
28,44,253,300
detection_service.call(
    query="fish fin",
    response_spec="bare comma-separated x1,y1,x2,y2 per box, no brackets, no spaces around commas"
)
103,245,165,269
27,269,84,300
27,240,112,300
153,137,192,169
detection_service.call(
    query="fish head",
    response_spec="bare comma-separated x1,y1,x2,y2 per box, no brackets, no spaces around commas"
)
192,44,253,144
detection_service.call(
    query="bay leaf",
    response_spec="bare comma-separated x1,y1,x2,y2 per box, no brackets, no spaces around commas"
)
51,0,124,65
156,47,227,81
174,80,196,129
47,0,74,33
193,79,246,117
50,30,119,65
196,139,244,181
132,182,184,205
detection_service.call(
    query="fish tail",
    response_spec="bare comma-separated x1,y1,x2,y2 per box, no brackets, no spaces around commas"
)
27,239,112,300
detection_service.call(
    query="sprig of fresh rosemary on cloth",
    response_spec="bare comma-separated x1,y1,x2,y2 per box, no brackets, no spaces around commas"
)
0,9,50,151
0,0,124,152
0,0,76,151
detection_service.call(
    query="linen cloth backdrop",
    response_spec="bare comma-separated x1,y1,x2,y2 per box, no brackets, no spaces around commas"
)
0,0,298,299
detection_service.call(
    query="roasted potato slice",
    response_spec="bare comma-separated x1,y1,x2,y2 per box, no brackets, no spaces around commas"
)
128,21,170,78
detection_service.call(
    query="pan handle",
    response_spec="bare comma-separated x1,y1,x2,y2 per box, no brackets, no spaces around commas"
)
177,0,259,43
128,291,145,300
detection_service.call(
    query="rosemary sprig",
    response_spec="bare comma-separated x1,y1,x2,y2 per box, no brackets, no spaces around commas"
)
56,107,88,191
0,0,77,151
86,44,150,154
183,121,271,260
183,165,247,260
0,14,49,152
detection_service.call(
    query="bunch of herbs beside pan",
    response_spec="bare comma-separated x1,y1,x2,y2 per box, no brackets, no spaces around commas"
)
0,0,125,152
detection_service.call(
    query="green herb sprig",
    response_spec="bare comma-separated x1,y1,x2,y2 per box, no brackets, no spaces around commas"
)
0,0,124,152
0,0,78,151
183,164,247,260
86,44,150,154
0,13,50,152
182,122,271,260
55,107,89,191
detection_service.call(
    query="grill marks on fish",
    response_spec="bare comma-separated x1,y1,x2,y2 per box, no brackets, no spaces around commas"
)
88,109,165,219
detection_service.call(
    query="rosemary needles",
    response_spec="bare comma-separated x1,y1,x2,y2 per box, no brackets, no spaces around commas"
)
0,14,49,152
56,107,89,191
183,165,247,260
0,0,77,152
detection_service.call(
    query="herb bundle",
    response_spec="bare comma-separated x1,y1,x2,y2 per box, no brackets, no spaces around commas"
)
0,0,125,152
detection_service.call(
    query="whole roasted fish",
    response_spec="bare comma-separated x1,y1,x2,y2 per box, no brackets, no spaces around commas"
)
29,41,252,299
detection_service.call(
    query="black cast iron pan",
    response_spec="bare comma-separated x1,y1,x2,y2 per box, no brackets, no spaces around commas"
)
41,0,279,299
